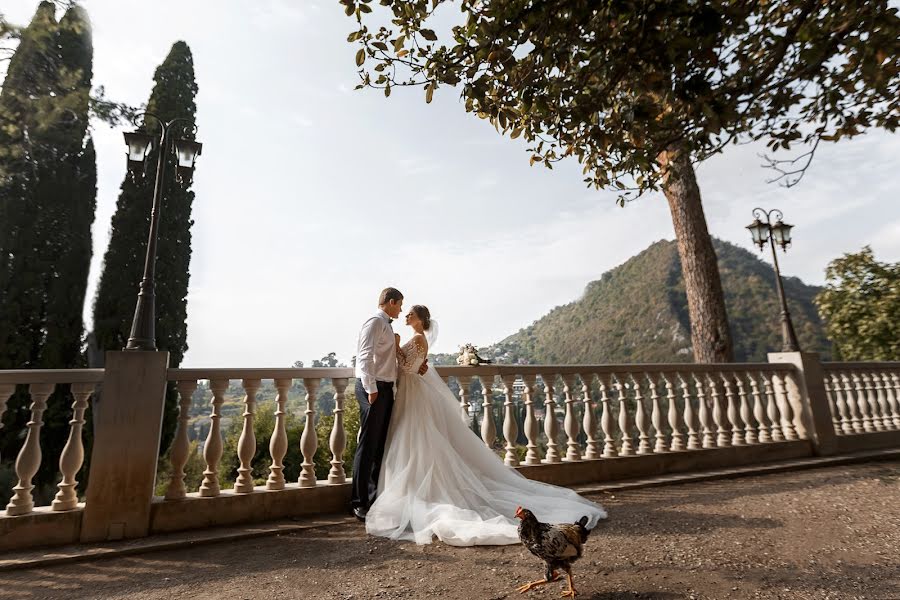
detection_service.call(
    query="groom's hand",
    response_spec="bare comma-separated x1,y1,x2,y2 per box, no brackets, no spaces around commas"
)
418,358,429,375
368,391,378,404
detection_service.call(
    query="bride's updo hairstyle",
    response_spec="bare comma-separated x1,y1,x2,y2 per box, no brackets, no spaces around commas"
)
411,305,431,331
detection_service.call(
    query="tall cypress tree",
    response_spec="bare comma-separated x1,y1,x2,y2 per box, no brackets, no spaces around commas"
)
0,2,60,371
37,4,95,370
0,3,96,500
92,41,199,451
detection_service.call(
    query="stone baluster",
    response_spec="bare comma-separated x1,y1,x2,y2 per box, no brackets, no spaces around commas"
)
480,375,497,448
747,374,770,443
561,375,582,461
823,375,841,433
299,378,320,487
761,373,784,442
328,378,349,484
828,373,853,435
0,384,13,461
721,373,745,446
871,372,891,430
864,372,887,430
267,378,292,490
200,379,228,497
882,372,900,430
457,376,472,424
6,383,54,515
707,373,730,447
522,375,541,465
51,383,95,510
234,379,261,493
892,374,900,416
501,375,519,466
840,372,864,433
615,374,635,456
599,375,617,457
735,373,756,444
849,372,874,432
860,372,884,431
542,374,562,464
580,374,601,459
678,374,700,450
663,373,686,451
771,372,798,440
561,375,581,461
647,374,665,453
163,380,198,500
631,374,652,454
694,373,715,448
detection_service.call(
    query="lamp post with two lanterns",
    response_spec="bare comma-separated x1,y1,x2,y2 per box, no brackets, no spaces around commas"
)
746,207,801,353
122,112,202,351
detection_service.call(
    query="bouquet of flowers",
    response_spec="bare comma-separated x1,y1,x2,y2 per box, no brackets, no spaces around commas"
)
457,343,493,366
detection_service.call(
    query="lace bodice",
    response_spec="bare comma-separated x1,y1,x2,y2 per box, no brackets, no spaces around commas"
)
398,337,426,374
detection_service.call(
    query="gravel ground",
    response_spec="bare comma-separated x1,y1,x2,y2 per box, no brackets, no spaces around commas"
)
2,460,898,600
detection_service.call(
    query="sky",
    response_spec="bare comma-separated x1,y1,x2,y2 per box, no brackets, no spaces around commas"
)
3,0,899,367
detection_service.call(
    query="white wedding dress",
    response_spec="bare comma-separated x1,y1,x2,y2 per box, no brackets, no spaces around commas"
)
365,337,607,546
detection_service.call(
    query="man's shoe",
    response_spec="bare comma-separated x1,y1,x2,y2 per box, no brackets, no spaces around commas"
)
352,507,368,522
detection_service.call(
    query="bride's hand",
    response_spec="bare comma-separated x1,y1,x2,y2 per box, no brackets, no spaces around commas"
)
395,333,401,347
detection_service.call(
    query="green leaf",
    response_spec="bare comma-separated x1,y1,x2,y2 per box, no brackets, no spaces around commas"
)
425,83,435,104
355,48,365,67
384,84,391,97
358,3,372,13
372,41,388,51
420,29,437,41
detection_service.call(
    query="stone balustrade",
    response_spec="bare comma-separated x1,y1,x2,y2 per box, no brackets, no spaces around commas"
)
822,362,900,454
1,353,899,553
436,364,803,464
0,370,103,518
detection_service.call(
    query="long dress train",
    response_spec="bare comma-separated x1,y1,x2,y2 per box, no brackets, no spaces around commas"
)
365,338,606,546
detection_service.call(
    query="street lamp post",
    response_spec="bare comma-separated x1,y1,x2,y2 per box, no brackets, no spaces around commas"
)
746,208,801,353
122,112,202,351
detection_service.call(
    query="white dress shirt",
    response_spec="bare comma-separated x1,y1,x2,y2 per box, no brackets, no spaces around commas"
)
355,309,398,394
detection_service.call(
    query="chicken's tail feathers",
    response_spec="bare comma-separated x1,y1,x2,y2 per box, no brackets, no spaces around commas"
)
577,515,592,542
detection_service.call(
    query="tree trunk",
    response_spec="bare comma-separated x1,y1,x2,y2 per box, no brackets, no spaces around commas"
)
658,144,734,363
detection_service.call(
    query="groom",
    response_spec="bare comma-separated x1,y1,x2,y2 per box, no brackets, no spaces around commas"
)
351,287,427,521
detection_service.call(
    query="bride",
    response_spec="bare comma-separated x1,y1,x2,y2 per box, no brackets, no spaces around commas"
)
365,304,606,546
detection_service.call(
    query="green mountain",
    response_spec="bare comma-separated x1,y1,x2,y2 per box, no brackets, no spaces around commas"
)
447,239,830,365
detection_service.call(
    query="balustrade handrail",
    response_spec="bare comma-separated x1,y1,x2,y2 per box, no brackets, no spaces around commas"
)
0,369,105,385
167,362,795,382
168,367,354,381
823,361,900,370
435,362,795,377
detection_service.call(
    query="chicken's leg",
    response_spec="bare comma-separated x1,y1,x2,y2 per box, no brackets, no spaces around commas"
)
560,568,577,598
516,570,560,594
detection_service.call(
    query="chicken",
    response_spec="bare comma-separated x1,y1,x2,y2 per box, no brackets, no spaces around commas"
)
514,506,592,598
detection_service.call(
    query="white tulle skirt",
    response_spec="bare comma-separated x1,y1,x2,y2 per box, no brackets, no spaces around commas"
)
365,368,607,546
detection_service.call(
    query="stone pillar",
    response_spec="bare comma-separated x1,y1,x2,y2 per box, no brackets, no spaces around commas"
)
767,352,837,456
80,351,169,542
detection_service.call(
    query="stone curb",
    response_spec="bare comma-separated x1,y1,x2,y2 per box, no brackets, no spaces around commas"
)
2,449,897,572
0,514,354,572
572,448,900,495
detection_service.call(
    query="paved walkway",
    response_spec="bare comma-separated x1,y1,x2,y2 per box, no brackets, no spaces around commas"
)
2,460,898,600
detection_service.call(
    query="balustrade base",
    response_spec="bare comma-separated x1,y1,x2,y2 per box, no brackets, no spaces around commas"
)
148,482,351,535
516,440,813,488
836,430,900,454
0,504,83,553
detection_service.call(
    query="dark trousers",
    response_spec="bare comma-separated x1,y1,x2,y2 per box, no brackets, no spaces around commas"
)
350,379,395,510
